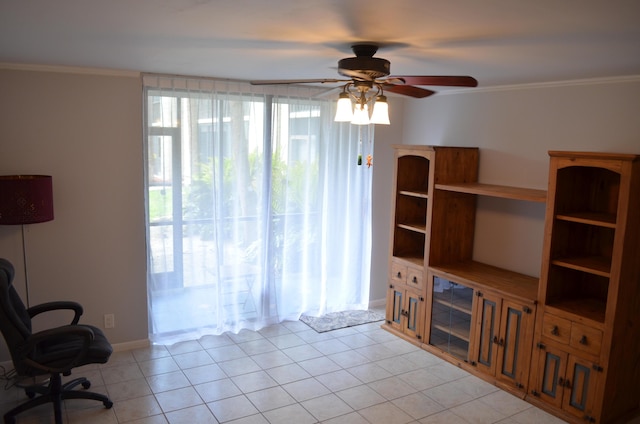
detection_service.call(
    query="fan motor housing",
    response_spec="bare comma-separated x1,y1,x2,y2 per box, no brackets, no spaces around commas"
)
338,56,391,79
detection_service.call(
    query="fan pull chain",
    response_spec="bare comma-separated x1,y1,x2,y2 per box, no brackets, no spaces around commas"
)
357,126,363,165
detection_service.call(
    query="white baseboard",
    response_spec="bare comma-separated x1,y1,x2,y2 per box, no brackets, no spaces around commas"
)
112,339,150,352
368,298,386,309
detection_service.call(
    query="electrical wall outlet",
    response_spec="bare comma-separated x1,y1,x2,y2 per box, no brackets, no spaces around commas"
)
104,314,115,329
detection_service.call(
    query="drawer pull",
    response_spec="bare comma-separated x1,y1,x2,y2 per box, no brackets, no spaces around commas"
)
412,276,418,283
551,325,559,336
397,271,402,278
579,335,588,345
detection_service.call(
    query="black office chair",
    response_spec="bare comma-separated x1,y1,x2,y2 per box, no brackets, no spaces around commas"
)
0,258,113,424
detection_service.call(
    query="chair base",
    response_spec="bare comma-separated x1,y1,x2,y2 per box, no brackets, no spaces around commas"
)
4,373,113,424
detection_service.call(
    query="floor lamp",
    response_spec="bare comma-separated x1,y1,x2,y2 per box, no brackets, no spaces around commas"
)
0,175,54,308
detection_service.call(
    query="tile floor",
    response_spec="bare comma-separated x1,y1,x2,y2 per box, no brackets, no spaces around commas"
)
0,317,629,423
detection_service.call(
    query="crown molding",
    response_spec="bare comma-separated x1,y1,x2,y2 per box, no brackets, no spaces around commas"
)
0,62,140,78
3,62,639,93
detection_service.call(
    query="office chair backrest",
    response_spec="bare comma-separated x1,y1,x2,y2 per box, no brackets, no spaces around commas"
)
0,258,36,371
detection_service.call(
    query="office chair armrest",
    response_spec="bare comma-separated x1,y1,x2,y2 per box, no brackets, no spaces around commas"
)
27,301,84,324
21,325,94,374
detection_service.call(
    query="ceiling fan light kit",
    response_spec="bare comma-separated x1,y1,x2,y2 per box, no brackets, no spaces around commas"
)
251,43,478,126
334,82,390,125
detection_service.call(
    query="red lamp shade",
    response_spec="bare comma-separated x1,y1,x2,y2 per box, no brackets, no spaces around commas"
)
0,175,54,225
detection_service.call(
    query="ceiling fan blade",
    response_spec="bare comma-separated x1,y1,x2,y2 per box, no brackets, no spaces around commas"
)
250,78,347,85
389,75,478,87
383,84,436,98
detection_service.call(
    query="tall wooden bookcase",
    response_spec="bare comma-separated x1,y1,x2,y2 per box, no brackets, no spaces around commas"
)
384,146,640,424
384,144,544,396
528,151,640,424
385,145,478,343
383,146,640,423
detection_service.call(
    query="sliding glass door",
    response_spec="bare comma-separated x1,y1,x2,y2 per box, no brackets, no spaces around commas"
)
143,76,373,343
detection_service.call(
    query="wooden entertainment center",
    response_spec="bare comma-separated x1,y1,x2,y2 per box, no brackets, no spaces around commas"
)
383,145,640,424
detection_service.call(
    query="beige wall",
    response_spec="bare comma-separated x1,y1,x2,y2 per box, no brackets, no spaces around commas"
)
0,68,147,359
369,77,640,303
1,66,639,361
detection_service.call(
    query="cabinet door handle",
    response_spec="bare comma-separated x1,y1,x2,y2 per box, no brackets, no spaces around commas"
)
551,326,559,336
558,377,571,388
397,272,402,278
580,335,588,345
412,276,418,283
493,336,504,346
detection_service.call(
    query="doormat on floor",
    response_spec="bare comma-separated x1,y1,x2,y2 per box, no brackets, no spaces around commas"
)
299,310,385,333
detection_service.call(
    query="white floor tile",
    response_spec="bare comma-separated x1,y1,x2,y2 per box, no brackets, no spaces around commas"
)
5,312,585,424
262,403,317,424
358,401,415,424
208,394,259,422
231,370,278,393
336,384,386,410
154,386,203,413
194,378,242,403
245,386,296,412
282,377,331,402
164,404,218,424
301,393,354,421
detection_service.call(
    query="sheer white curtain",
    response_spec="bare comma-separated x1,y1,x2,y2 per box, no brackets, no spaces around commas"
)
142,75,373,344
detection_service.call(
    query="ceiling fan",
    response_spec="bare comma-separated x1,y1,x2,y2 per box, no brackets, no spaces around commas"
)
250,43,478,125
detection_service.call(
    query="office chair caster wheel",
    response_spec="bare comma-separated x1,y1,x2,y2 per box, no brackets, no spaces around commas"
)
82,380,91,389
104,400,113,409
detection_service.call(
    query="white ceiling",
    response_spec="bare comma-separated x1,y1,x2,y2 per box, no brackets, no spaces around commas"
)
1,0,640,89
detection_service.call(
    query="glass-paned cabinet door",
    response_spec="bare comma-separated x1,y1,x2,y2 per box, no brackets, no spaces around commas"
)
428,274,474,361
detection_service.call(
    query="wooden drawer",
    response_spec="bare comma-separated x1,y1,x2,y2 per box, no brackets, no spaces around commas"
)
542,313,602,357
406,267,424,290
542,313,571,344
570,323,602,356
391,262,407,284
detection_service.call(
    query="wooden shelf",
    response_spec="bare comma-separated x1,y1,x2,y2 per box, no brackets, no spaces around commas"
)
430,261,539,303
398,190,429,199
551,256,611,278
435,182,547,203
555,212,616,228
432,322,471,342
397,223,427,234
545,299,607,326
392,256,423,268
433,297,472,316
